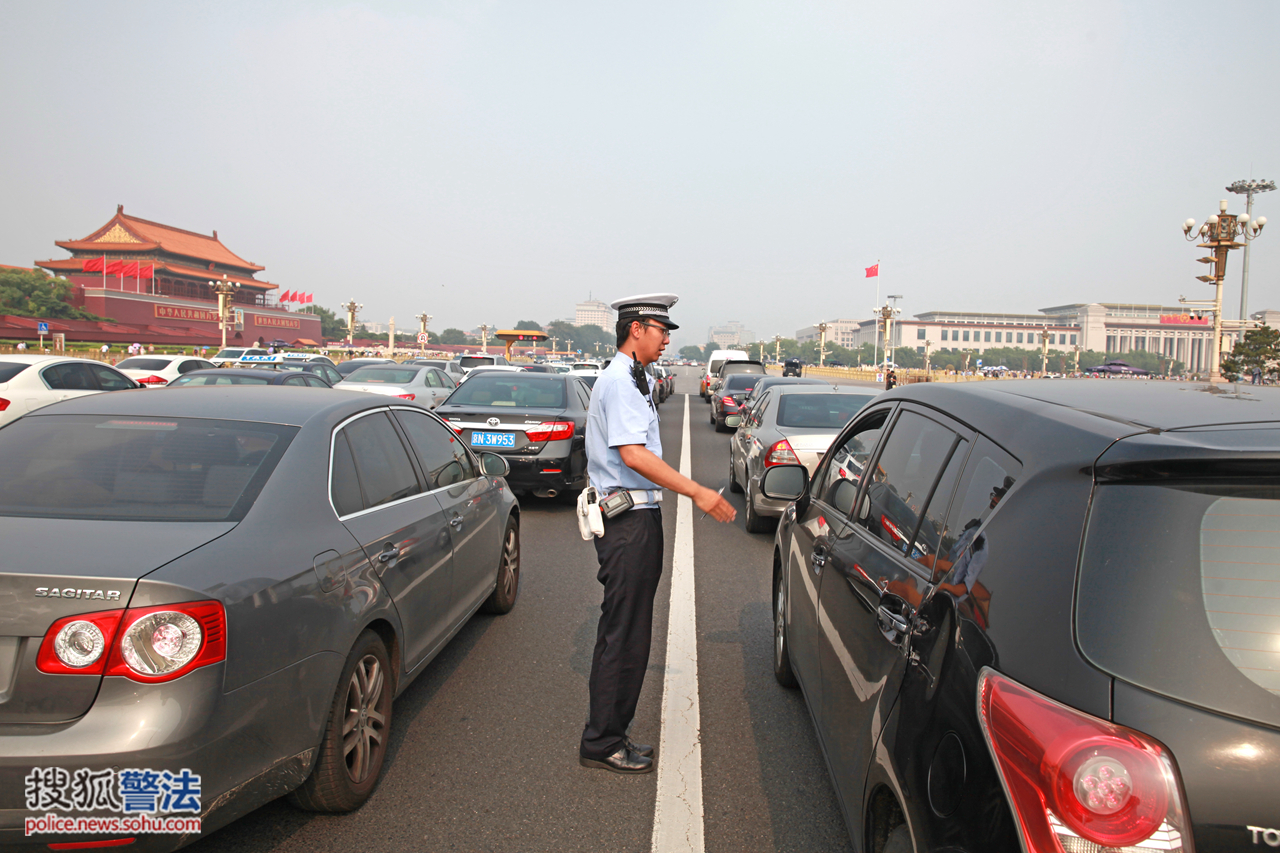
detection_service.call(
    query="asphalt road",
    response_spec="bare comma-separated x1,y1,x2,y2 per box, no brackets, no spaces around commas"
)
188,366,857,853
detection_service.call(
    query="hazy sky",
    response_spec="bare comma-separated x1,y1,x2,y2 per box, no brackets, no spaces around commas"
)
3,1,1277,351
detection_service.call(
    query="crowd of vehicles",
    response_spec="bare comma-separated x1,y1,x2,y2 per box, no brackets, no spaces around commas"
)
1,352,1274,852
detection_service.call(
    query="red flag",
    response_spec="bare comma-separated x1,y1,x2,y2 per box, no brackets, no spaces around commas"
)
865,263,879,278
280,290,293,302
138,264,154,279
105,260,124,275
305,292,313,304
120,261,139,277
81,257,105,272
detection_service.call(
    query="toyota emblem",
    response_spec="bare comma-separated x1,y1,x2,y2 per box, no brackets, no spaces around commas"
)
487,417,501,427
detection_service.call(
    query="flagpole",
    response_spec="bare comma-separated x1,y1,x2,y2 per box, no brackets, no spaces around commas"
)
101,255,106,290
873,259,881,369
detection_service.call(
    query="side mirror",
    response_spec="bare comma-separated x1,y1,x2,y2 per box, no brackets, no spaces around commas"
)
760,464,808,502
480,452,510,478
724,414,742,428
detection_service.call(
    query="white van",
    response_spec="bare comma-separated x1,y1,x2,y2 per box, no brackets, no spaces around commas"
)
701,349,750,401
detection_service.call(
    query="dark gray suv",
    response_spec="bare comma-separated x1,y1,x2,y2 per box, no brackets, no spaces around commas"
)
762,380,1280,853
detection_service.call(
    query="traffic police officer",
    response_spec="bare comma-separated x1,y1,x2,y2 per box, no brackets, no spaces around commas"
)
579,293,736,775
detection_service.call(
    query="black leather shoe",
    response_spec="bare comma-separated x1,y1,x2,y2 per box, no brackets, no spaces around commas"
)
625,737,654,758
579,746,654,775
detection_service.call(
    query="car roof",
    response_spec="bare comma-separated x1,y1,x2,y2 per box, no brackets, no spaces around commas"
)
0,354,107,365
34,385,386,427
770,385,875,395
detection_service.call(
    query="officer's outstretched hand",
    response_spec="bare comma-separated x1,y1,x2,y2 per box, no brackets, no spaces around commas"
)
695,485,736,522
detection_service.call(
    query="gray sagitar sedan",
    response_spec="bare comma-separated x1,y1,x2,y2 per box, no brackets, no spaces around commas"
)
0,387,520,851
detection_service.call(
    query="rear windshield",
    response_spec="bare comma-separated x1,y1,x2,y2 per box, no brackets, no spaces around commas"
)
722,375,758,393
170,374,270,386
0,415,295,521
447,374,566,408
0,362,31,383
776,394,874,428
1079,483,1280,729
345,367,421,384
460,356,496,368
116,358,172,371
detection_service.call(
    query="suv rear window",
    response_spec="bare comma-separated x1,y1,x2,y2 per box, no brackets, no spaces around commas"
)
460,356,497,368
1078,483,1280,729
722,374,758,393
0,415,295,521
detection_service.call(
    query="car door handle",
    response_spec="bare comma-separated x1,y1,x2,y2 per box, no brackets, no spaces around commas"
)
377,543,399,564
449,515,464,529
812,547,828,571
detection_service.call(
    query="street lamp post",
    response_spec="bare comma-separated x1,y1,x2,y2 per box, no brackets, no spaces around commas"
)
1073,344,1082,375
814,323,829,367
209,275,239,350
1039,327,1052,377
550,336,559,354
341,300,363,347
1182,199,1267,381
415,313,432,355
876,301,901,367
924,339,933,378
1227,179,1275,320
774,334,782,364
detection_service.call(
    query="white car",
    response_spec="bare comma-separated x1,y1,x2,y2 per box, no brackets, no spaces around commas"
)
0,354,139,429
334,364,457,408
114,354,218,387
210,346,268,367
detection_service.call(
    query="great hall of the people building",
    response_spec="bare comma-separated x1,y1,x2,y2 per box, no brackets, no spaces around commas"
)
24,206,321,347
798,302,1277,373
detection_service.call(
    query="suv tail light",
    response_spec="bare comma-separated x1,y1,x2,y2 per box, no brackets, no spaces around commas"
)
765,439,799,467
525,421,574,442
977,669,1193,852
136,374,168,386
37,601,226,684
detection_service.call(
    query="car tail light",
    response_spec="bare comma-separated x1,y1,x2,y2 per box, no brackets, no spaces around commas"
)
880,514,907,544
525,421,574,442
104,602,225,683
0,397,9,411
977,669,1193,853
397,393,416,400
765,439,799,467
721,395,737,408
450,422,463,434
136,374,168,385
36,601,225,683
37,610,125,674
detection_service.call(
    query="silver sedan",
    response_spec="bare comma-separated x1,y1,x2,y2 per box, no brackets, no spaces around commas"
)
335,364,457,409
729,386,878,533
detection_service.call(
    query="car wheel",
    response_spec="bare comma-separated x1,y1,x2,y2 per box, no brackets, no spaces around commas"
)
481,515,520,614
289,630,392,813
728,454,743,493
882,823,912,853
773,569,798,688
744,482,772,533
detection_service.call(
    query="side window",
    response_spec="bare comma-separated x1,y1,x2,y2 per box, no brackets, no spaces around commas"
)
817,408,891,516
41,364,69,390
911,438,969,572
283,375,308,386
305,375,329,388
752,392,772,427
393,410,472,488
322,366,341,385
438,370,456,389
576,381,591,409
330,431,364,516
344,412,422,509
852,410,957,556
423,370,441,388
933,437,1021,590
177,360,201,374
90,364,134,391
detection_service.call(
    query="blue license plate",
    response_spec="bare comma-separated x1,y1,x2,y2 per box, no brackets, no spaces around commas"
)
470,431,515,448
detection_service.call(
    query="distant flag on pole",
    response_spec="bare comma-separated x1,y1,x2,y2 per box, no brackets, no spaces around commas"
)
865,263,879,278
81,257,105,272
280,290,293,303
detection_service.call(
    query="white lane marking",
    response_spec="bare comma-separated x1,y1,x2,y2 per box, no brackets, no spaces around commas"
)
652,393,704,853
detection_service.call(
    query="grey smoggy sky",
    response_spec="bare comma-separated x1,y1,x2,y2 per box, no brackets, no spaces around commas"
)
3,1,1277,352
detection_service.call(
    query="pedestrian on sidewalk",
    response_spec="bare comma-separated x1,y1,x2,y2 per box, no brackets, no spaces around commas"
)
579,293,736,776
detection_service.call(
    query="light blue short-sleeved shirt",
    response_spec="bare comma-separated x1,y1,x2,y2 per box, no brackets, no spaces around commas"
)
586,352,662,497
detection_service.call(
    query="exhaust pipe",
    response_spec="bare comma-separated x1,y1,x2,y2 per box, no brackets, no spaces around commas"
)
533,488,559,499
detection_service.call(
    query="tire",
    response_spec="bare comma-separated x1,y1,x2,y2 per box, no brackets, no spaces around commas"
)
744,482,773,533
289,630,392,813
728,454,743,493
882,823,912,853
773,569,798,688
481,515,520,614
714,416,729,433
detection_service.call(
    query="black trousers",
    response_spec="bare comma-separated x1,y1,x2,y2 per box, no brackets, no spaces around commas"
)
580,507,664,760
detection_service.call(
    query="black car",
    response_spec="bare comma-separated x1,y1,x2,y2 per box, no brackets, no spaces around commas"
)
760,380,1280,853
435,371,590,500
782,357,804,377
710,373,761,432
166,368,333,388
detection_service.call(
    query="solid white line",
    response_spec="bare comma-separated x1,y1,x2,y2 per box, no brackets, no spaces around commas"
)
651,393,704,853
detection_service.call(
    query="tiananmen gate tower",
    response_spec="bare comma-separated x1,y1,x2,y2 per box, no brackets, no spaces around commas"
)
31,206,321,347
